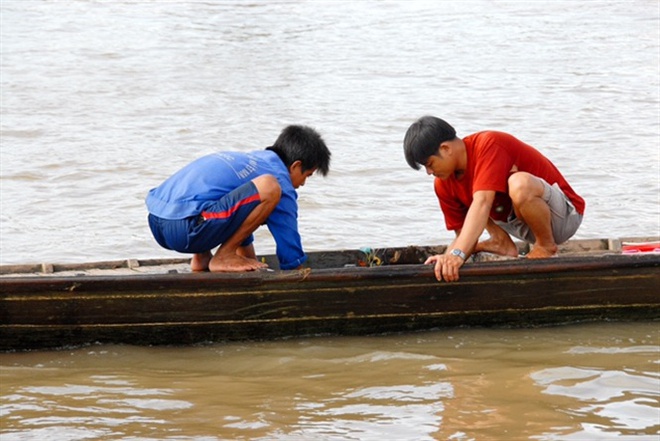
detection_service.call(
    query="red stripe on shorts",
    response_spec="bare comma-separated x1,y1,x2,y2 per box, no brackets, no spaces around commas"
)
201,193,261,220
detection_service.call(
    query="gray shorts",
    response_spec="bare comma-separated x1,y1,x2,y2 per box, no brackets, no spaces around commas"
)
494,180,583,244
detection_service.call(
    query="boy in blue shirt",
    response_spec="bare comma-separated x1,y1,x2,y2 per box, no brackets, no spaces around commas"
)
146,125,331,272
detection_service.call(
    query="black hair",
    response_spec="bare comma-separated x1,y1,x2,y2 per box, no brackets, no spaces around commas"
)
267,125,331,176
403,116,457,170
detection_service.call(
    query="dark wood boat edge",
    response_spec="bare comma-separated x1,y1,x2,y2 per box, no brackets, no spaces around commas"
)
1,236,657,352
1,253,659,294
3,307,659,354
1,236,658,276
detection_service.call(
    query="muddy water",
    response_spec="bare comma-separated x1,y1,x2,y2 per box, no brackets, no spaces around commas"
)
1,322,658,440
1,1,659,440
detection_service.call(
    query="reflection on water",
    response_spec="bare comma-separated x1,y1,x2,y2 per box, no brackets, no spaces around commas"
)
1,372,192,440
532,348,660,440
281,352,451,441
1,322,658,440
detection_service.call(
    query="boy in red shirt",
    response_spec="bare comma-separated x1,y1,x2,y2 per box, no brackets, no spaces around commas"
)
403,116,584,282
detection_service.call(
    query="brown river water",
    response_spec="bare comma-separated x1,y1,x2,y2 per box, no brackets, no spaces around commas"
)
1,1,659,439
2,322,659,440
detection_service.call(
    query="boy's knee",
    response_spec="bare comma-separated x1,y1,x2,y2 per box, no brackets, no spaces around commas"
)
253,174,282,203
508,172,542,201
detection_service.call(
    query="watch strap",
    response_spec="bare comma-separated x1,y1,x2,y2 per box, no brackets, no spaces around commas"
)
450,248,466,260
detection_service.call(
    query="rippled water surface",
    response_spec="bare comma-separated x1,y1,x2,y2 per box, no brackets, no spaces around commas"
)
2,323,659,441
1,0,658,265
1,1,659,440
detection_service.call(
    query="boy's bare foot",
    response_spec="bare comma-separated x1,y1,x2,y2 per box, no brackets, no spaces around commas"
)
475,237,519,257
526,244,558,259
209,253,268,272
191,251,212,272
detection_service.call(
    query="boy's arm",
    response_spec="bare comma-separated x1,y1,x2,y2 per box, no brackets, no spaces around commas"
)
452,190,495,256
266,193,308,270
426,190,494,282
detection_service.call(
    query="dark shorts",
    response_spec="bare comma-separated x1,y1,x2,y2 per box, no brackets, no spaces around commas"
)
148,181,261,254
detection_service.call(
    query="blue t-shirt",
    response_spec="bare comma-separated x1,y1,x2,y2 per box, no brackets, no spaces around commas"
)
146,150,307,270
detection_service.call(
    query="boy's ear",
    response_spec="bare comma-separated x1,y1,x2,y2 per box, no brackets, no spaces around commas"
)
439,142,452,156
289,160,303,173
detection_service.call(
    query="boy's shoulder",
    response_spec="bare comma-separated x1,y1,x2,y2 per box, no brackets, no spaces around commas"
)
465,131,525,154
209,150,280,167
466,130,514,143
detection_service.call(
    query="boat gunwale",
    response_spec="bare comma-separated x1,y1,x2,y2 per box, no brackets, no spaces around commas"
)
1,236,658,277
0,253,658,295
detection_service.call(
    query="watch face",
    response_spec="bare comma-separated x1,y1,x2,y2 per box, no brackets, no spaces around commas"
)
451,249,465,259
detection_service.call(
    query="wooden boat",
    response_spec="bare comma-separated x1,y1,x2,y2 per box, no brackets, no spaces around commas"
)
1,237,658,352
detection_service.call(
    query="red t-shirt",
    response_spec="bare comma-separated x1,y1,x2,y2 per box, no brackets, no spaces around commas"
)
434,131,585,231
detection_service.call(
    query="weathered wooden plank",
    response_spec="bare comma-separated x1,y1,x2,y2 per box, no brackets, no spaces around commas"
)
1,252,658,351
1,238,658,350
3,237,650,276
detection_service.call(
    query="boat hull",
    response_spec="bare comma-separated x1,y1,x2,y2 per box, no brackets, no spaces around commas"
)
1,253,658,351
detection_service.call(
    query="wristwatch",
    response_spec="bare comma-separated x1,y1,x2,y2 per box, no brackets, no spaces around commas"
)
450,248,466,260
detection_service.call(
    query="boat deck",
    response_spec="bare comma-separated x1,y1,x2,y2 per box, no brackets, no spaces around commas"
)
1,237,657,278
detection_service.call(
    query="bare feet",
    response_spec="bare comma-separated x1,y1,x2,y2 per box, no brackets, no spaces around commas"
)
475,237,519,257
526,244,558,259
208,252,268,272
191,251,212,272
191,250,268,272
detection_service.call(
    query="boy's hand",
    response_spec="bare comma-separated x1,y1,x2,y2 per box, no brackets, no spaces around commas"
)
424,253,465,282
